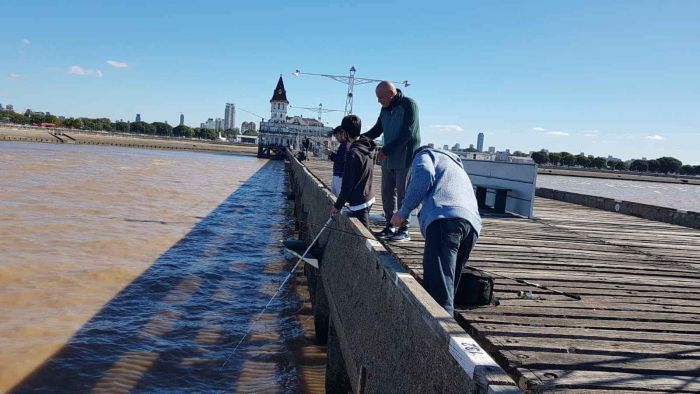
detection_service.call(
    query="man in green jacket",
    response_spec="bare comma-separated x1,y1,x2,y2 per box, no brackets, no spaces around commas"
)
363,81,421,241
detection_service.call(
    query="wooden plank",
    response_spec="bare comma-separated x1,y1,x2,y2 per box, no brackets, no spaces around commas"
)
525,370,700,393
469,324,700,345
457,313,700,334
479,334,700,358
492,294,700,307
497,351,700,376
472,306,700,324
495,300,700,315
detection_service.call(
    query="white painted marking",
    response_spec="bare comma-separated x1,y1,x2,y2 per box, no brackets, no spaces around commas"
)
365,239,381,251
394,272,412,285
449,336,500,378
283,248,319,268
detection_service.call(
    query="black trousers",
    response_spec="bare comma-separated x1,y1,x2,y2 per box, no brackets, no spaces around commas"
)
423,218,478,315
347,207,370,228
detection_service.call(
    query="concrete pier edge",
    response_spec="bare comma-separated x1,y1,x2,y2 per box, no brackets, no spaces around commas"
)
287,154,519,393
536,187,700,230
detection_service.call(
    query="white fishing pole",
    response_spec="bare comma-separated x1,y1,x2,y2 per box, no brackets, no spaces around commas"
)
220,214,335,368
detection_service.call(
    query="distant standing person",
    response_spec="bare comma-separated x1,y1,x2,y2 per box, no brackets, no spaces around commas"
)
363,81,420,241
328,126,351,196
330,115,377,228
391,147,482,315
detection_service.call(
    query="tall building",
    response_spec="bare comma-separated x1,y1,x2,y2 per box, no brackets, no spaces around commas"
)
6,104,13,112
477,132,484,152
443,144,449,150
215,118,224,131
135,114,141,122
179,113,184,126
201,118,215,129
224,103,236,130
269,75,289,122
241,121,256,132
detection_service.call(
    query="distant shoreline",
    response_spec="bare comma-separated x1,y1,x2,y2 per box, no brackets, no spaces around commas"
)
0,126,259,156
538,167,700,185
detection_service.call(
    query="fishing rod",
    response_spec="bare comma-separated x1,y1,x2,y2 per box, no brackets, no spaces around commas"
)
293,217,582,301
220,215,335,368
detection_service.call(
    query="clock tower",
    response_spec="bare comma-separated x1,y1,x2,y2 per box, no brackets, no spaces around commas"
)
269,75,289,123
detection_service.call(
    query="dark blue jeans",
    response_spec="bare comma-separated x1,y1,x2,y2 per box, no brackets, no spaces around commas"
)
347,207,370,228
423,218,477,315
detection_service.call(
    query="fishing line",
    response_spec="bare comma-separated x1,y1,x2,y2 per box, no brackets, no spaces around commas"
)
219,215,334,369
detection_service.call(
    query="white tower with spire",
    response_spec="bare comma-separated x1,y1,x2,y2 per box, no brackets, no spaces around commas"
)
269,75,289,123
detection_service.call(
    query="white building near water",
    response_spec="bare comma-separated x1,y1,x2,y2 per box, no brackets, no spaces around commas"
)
259,75,332,149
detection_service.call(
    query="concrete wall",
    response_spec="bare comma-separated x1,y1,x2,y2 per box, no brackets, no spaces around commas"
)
288,156,518,394
536,188,700,230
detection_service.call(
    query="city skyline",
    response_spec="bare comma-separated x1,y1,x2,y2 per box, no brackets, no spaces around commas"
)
1,1,698,163
0,99,692,163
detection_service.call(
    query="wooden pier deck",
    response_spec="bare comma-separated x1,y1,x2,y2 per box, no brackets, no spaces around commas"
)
302,159,700,393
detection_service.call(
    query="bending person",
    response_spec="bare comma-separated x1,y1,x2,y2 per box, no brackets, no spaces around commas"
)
391,146,481,315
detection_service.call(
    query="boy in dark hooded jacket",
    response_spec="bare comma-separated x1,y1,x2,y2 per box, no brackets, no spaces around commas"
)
330,115,377,228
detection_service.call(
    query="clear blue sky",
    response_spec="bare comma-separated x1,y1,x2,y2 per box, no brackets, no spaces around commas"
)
1,0,698,164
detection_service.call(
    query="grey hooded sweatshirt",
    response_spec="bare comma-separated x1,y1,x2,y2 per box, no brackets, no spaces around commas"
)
398,148,482,237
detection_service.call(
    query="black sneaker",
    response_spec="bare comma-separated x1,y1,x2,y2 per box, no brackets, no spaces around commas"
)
386,229,410,242
373,226,395,239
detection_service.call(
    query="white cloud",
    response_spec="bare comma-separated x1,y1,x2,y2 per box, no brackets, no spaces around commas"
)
21,38,30,45
645,134,664,140
9,72,21,78
69,65,103,77
546,131,569,136
583,133,598,137
532,127,546,132
429,124,464,132
69,65,86,75
106,60,128,68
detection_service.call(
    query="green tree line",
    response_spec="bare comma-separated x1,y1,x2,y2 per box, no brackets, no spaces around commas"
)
529,149,698,175
0,109,258,141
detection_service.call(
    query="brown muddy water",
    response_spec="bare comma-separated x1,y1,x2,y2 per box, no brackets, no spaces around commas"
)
0,142,324,393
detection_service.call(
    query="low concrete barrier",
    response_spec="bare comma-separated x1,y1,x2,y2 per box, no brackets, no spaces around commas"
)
536,188,700,230
288,156,518,394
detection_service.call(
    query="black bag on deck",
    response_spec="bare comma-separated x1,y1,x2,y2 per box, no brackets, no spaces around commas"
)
454,267,494,307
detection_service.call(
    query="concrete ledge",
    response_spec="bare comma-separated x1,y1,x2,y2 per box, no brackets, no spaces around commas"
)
288,156,518,393
536,187,700,230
